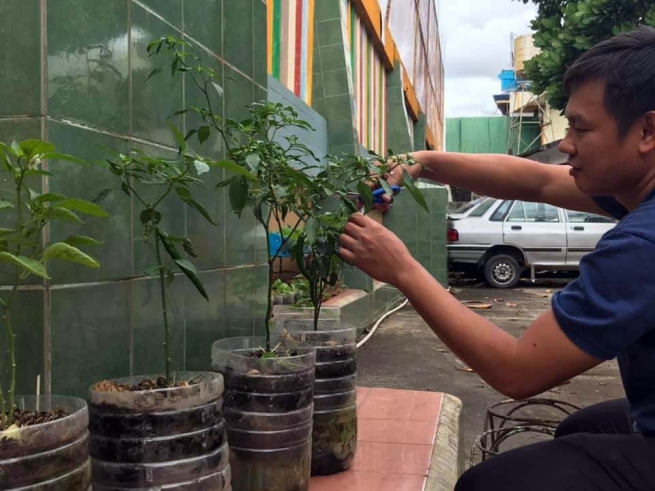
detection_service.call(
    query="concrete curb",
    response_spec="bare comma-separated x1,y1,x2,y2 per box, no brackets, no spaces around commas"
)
424,394,464,491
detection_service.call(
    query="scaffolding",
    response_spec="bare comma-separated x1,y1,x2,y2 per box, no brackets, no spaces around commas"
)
507,80,545,156
501,34,548,156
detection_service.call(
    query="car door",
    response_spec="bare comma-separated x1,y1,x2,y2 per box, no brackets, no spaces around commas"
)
502,201,567,266
564,209,618,266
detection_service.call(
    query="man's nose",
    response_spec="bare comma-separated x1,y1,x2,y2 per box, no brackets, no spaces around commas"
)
558,134,575,156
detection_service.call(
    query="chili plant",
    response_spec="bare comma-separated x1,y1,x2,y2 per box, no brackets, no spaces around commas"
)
146,35,429,350
292,151,429,331
218,102,328,352
96,131,218,386
148,36,330,353
0,139,106,428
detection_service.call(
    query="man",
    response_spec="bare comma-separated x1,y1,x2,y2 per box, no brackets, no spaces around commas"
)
338,26,655,489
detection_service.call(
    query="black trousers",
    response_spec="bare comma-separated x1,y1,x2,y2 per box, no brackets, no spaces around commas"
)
455,399,655,490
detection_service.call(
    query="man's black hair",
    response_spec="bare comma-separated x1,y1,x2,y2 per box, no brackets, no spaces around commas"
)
563,25,655,138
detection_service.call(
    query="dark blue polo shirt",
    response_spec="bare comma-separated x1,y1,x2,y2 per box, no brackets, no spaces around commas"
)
552,190,655,434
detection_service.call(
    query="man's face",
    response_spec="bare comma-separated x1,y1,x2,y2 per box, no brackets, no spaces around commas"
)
558,80,644,196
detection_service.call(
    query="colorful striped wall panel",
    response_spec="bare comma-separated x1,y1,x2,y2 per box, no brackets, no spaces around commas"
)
342,0,387,156
342,0,387,155
268,0,315,106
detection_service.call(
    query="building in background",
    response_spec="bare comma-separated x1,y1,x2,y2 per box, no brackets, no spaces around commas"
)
493,33,568,164
267,0,445,157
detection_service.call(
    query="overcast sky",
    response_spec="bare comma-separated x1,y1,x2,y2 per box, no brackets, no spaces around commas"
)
436,0,537,118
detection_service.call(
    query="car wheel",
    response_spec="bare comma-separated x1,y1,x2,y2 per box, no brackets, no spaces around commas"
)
484,254,522,289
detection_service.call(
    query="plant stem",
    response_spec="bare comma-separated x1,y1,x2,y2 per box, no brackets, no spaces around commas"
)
5,169,26,424
3,288,17,423
154,236,172,385
265,259,274,352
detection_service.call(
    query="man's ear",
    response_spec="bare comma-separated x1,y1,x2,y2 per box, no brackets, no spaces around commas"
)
639,111,655,154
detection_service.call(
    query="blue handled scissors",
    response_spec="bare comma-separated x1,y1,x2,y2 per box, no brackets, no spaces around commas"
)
372,185,402,203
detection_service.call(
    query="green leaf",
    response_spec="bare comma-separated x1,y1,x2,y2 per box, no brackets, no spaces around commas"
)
121,182,131,197
20,140,55,160
34,192,66,205
157,229,182,261
10,141,23,157
42,207,83,224
64,235,103,247
210,160,252,178
146,38,164,54
167,121,187,153
146,67,162,82
93,188,113,204
402,169,429,212
175,186,191,199
379,179,393,199
182,196,216,224
294,233,310,280
144,265,161,277
0,252,49,279
229,176,249,216
212,82,224,97
175,259,209,301
24,169,54,177
42,242,100,269
198,126,211,144
245,154,261,171
56,198,109,217
43,153,89,166
357,181,373,210
215,176,236,189
305,217,319,243
193,159,210,176
140,209,162,225
0,200,14,211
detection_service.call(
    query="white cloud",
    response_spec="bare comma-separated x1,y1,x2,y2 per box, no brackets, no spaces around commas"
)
435,0,537,118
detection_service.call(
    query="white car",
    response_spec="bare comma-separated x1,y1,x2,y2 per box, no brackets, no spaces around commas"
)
447,198,618,288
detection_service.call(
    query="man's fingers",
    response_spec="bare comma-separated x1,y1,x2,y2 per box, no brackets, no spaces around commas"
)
346,213,367,226
338,233,357,249
337,236,356,263
344,221,363,239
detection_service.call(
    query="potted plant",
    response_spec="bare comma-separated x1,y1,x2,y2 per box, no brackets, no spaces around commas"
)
272,279,296,305
86,127,232,489
277,152,429,475
210,100,328,491
146,36,321,491
0,139,106,489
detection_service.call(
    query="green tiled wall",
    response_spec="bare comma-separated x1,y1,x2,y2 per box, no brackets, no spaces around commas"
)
0,0,269,397
312,0,358,156
385,187,449,286
386,63,414,154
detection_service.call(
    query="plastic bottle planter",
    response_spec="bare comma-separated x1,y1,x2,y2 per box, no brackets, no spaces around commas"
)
211,337,316,491
0,396,91,490
88,372,231,490
276,320,358,476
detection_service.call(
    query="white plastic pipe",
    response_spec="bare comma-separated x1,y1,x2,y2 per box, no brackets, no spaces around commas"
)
356,298,409,349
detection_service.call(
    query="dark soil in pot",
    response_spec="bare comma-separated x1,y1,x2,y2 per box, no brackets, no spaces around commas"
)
88,371,231,490
311,405,357,475
274,319,359,476
212,337,316,491
0,395,91,490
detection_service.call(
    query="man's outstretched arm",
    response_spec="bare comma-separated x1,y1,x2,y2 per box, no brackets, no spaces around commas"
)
338,213,603,399
389,150,613,218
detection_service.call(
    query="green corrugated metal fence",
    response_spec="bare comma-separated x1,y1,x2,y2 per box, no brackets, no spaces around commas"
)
446,117,541,155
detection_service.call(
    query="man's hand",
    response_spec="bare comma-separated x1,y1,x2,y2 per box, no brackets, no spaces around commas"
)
368,154,424,212
338,213,416,286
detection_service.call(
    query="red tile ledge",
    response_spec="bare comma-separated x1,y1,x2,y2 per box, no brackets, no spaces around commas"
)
310,388,462,491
